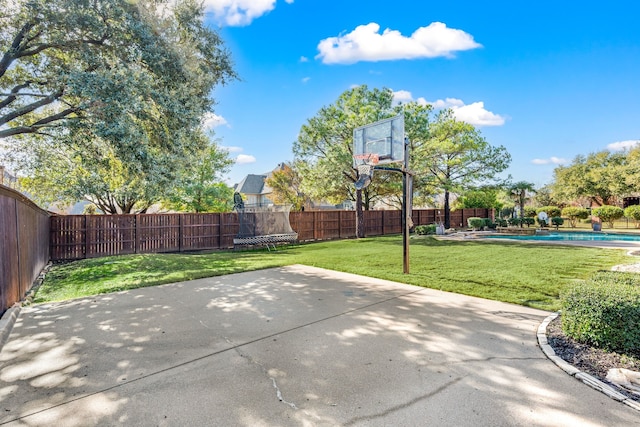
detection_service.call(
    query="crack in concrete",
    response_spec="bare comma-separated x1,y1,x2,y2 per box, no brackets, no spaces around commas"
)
271,378,298,409
0,286,426,424
343,376,463,426
226,336,298,410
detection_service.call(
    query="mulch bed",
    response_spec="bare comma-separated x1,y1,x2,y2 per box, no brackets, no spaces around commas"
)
546,315,640,402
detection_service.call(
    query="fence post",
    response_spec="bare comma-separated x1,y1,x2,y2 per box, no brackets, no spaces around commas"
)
381,210,386,235
84,215,89,258
135,214,141,254
219,213,224,249
313,211,319,240
178,214,184,252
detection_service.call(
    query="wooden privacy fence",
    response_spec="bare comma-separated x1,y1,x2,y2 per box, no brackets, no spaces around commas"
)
0,185,50,314
50,208,491,260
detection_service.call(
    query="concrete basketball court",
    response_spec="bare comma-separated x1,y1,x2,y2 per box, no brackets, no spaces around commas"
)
0,265,638,426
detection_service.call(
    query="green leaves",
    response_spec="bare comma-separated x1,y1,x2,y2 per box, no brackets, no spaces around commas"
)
562,271,640,353
162,142,234,213
1,0,235,142
415,109,511,227
264,163,308,211
4,0,236,213
293,85,402,210
551,151,630,206
592,205,624,228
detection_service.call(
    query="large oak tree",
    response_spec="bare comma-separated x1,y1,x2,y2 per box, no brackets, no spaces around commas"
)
1,0,236,212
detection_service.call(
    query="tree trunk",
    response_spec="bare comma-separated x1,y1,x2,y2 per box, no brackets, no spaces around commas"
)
444,189,451,229
356,189,365,238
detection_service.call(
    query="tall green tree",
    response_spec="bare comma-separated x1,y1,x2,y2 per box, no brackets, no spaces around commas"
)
162,141,234,213
508,181,536,220
551,151,628,206
532,184,560,207
455,187,503,210
293,86,420,237
415,110,511,228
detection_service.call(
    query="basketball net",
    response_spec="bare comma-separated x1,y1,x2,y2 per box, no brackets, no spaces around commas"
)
353,154,376,190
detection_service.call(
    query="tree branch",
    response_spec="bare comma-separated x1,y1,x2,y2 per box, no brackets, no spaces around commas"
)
0,106,77,138
0,82,32,109
0,21,35,78
0,87,64,126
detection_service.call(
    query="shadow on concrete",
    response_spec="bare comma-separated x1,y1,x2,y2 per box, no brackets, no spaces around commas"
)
1,266,638,426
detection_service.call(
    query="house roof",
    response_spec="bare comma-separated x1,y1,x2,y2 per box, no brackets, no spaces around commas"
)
235,163,290,196
235,174,268,195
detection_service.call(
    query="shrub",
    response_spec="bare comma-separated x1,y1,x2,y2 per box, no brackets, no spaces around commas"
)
482,218,494,229
500,207,514,219
523,217,535,227
415,224,436,235
591,205,624,228
624,205,640,228
507,217,520,227
467,217,484,231
494,218,507,227
536,217,548,227
524,207,537,218
561,207,589,228
561,271,640,353
536,206,561,217
551,217,564,229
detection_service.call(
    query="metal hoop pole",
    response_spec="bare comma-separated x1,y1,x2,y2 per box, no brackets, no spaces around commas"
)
402,136,411,274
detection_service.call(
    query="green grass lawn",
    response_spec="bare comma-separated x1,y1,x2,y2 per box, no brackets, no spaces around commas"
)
36,235,634,311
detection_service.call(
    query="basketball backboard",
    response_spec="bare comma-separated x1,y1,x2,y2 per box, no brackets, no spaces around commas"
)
353,114,404,167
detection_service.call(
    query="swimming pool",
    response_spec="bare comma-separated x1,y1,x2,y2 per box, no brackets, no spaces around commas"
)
485,231,640,242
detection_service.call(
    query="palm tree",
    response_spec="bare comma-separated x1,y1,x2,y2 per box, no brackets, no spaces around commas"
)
509,181,536,220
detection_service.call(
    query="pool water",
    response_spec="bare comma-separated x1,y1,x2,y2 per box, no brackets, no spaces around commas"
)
485,231,640,242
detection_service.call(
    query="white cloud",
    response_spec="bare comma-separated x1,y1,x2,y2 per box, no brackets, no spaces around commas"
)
392,90,413,104
392,91,505,127
607,140,640,151
203,0,283,26
236,154,257,164
453,102,505,126
302,77,311,83
299,56,309,62
316,22,481,64
531,157,568,165
202,112,228,130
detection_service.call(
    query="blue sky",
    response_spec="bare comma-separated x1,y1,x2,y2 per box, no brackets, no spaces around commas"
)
201,0,640,189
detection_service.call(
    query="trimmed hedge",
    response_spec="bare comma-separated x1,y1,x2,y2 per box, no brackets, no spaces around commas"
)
551,216,564,229
561,206,589,228
624,205,640,228
561,271,640,353
592,205,624,228
467,217,484,230
415,224,436,235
